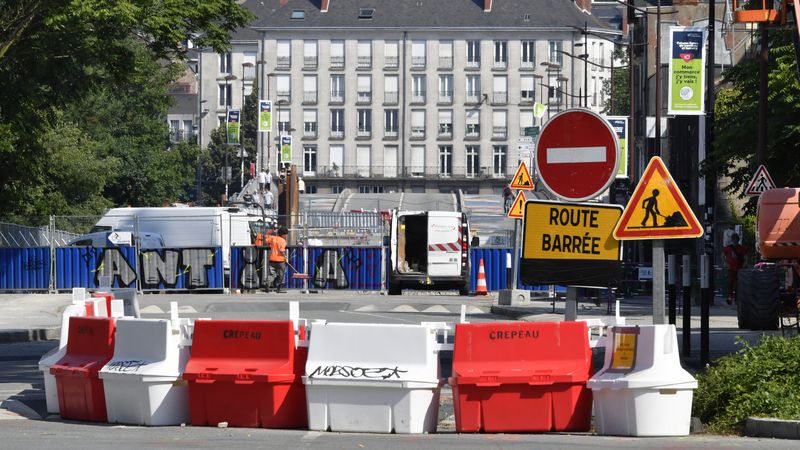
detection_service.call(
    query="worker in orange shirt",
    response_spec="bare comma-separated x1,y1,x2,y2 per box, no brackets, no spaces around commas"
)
266,226,289,293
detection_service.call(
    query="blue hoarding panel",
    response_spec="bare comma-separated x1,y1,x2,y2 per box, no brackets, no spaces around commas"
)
0,248,50,290
470,248,561,292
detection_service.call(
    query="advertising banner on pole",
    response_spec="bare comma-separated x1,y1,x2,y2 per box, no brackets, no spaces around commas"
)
258,100,272,132
226,109,240,144
667,26,706,115
280,135,292,164
605,116,629,178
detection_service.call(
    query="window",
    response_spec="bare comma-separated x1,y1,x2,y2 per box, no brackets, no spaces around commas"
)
332,185,345,194
466,110,480,138
438,74,453,104
384,75,398,104
521,40,535,69
384,146,398,177
384,109,398,137
521,76,535,104
384,41,399,68
548,40,562,65
303,40,317,68
492,110,507,138
276,75,291,103
277,108,291,133
466,145,480,178
303,109,317,138
243,52,257,81
411,110,425,138
357,40,372,69
359,185,384,194
493,145,507,177
218,53,232,74
291,9,305,19
218,84,232,107
411,41,426,68
493,41,507,69
410,146,425,176
466,40,480,68
591,41,598,72
303,145,317,174
303,75,317,103
592,76,598,107
412,74,426,103
520,110,534,136
599,42,605,67
466,75,481,103
493,76,507,104
330,145,344,176
330,109,344,138
277,40,291,68
357,75,372,104
357,109,372,137
356,145,371,177
330,40,345,69
439,145,453,177
548,74,559,103
169,120,180,142
305,185,318,194
183,120,194,141
358,8,375,19
330,74,344,103
439,41,453,69
438,110,453,138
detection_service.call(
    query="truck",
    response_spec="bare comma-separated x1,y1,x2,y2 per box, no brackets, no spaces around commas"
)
738,188,800,331
387,210,471,295
68,206,275,272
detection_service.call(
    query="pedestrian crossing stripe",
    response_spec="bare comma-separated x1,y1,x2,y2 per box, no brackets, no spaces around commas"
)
510,161,534,190
613,156,703,240
744,165,776,196
507,190,527,219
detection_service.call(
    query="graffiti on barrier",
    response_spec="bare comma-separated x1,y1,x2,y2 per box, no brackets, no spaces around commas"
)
313,249,350,289
238,246,272,290
140,249,217,289
93,248,137,288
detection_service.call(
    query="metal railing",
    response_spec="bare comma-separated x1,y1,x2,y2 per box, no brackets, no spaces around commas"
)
438,56,453,69
303,91,317,103
465,93,481,104
466,60,480,69
411,56,426,68
438,91,453,104
330,130,344,139
357,91,372,103
492,126,507,138
330,90,344,103
357,56,372,69
330,56,345,69
493,91,508,104
277,56,291,69
411,92,426,104
411,126,425,138
0,222,78,247
384,91,398,104
276,91,291,103
307,165,513,179
384,56,398,68
303,56,318,69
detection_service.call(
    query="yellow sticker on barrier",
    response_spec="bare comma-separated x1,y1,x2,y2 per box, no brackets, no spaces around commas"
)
611,332,637,370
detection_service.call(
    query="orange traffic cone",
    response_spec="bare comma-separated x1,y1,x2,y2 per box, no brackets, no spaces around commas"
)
475,258,488,296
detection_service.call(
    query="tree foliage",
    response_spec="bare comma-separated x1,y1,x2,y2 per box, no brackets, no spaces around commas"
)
601,47,630,116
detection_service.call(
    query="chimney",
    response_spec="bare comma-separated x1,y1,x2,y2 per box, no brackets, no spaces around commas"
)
279,0,288,6
484,0,492,13
321,0,330,13
575,0,591,14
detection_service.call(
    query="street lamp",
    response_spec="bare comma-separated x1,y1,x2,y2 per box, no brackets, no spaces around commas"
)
223,73,237,202
240,62,254,189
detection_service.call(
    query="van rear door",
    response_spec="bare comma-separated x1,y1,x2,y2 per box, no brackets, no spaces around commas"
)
427,212,461,277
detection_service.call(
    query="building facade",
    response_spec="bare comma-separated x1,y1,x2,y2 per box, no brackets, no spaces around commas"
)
196,0,616,194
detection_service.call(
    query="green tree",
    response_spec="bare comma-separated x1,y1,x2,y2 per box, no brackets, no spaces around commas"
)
601,47,630,116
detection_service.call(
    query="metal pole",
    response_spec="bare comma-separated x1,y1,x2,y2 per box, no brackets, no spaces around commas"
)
702,0,717,368
565,286,578,321
510,218,520,290
49,215,56,293
757,24,768,166
655,0,662,155
652,239,666,324
668,254,676,325
682,254,692,356
584,21,588,108
701,253,710,365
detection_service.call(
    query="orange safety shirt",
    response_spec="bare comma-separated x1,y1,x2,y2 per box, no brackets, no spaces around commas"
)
266,235,287,262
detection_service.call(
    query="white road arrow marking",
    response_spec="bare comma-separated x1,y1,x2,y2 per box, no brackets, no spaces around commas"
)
546,146,606,164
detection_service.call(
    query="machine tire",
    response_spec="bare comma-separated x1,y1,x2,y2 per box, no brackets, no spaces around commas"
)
737,267,779,331
459,281,470,296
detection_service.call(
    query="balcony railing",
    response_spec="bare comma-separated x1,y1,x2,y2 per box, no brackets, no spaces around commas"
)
277,56,291,69
357,91,372,104
303,126,317,138
465,125,480,138
303,91,317,104
303,56,318,69
465,93,481,104
330,56,345,69
330,90,344,103
411,126,425,138
493,91,507,104
357,129,372,138
303,165,513,179
492,126,507,138
357,56,372,69
438,125,453,138
411,92,426,104
493,60,507,70
276,91,291,103
384,56,399,68
384,91,398,104
411,56,426,68
384,130,398,138
520,60,534,70
438,91,453,104
466,60,480,69
438,56,453,69
330,129,344,139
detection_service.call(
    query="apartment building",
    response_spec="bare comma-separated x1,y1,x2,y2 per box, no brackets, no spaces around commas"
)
196,0,616,194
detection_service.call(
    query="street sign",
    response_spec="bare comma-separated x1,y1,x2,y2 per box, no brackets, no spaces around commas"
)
518,136,534,143
509,162,534,190
535,109,620,202
744,165,776,196
507,191,527,218
613,157,703,240
520,199,623,287
523,126,540,137
605,116,629,178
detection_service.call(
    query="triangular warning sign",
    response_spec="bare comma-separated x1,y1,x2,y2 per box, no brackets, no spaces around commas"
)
507,191,527,218
614,157,703,240
510,162,534,190
744,165,776,196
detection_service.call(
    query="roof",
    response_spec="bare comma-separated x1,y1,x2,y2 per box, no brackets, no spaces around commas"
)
243,0,614,31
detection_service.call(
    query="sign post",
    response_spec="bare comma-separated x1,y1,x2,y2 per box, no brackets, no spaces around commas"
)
498,163,534,306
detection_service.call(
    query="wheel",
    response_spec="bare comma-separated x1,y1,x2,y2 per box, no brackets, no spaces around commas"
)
737,267,779,330
459,282,470,296
388,282,402,296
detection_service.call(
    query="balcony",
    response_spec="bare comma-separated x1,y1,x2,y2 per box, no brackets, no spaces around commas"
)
384,56,399,69
411,56,426,69
300,164,515,180
330,129,344,139
438,56,453,69
303,91,317,104
384,129,398,139
384,91,398,105
303,126,317,139
493,60,507,70
276,91,291,103
465,93,481,104
492,91,508,104
466,60,480,70
492,126,507,139
277,56,291,70
330,56,345,70
303,56,318,69
411,127,425,139
357,56,372,69
438,90,453,104
330,90,344,104
520,60,535,70
357,91,372,104
411,92,426,104
357,129,372,138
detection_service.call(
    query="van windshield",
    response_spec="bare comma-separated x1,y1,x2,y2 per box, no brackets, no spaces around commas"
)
90,225,112,233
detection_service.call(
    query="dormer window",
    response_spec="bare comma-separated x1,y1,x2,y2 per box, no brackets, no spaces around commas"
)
291,10,305,19
359,8,375,19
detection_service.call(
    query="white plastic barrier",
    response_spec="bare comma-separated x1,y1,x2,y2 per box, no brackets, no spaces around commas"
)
99,315,192,426
303,322,446,433
38,304,86,414
588,324,697,436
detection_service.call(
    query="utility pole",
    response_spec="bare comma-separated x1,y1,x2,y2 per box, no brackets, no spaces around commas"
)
702,0,717,367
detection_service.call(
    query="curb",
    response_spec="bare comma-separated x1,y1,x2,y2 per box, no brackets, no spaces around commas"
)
745,417,800,440
0,328,60,344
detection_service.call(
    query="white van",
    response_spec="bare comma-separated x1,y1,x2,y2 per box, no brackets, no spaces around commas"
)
388,210,471,295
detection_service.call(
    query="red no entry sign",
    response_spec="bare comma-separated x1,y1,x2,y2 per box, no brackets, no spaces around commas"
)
535,109,620,202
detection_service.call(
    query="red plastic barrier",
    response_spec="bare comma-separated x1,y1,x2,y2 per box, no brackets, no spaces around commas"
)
183,320,307,428
91,292,114,317
449,322,592,433
50,317,116,422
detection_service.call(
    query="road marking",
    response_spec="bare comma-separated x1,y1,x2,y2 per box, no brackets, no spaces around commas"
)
301,431,322,441
421,305,450,313
140,305,164,314
389,305,419,313
546,146,606,164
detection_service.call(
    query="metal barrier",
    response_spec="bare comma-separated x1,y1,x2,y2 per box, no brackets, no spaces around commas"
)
0,222,78,248
0,247,51,290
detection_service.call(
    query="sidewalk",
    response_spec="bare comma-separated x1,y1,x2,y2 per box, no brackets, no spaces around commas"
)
0,294,70,343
